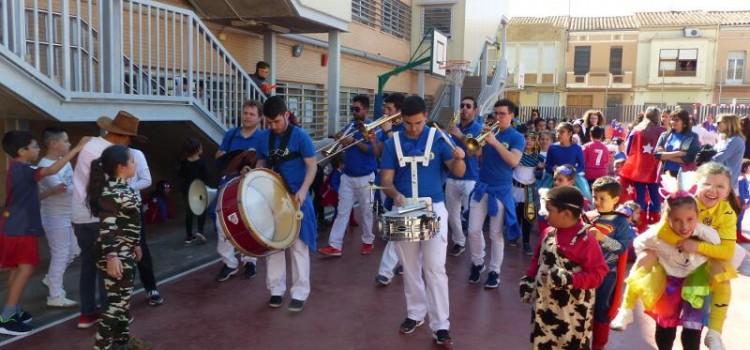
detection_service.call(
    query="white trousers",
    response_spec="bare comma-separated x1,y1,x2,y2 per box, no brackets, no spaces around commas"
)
378,241,399,279
328,173,375,249
215,220,257,269
467,194,505,274
445,179,475,246
266,239,310,300
394,202,450,331
42,215,80,298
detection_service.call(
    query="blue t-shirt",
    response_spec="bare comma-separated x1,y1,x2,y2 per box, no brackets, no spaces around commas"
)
478,127,525,186
219,127,268,153
1,160,44,236
663,132,687,173
258,126,316,193
380,127,453,203
342,120,377,177
545,143,585,174
449,120,483,181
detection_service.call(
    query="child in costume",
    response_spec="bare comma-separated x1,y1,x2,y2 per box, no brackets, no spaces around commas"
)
587,177,635,350
610,171,720,350
661,162,745,350
520,186,608,349
512,131,544,255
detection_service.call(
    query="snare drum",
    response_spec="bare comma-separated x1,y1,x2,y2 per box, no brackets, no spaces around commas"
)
379,209,439,242
217,168,302,257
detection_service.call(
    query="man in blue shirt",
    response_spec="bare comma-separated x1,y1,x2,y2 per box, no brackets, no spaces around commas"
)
214,100,267,282
373,93,409,286
256,96,317,313
467,99,524,289
445,96,483,257
319,95,378,257
380,95,465,347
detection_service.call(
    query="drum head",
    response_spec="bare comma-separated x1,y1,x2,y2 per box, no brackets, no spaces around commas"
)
238,169,300,249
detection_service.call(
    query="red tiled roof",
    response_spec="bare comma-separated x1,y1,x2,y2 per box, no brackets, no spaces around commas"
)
509,10,750,31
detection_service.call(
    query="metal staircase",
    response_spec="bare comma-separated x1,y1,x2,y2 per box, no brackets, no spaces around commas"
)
0,0,264,142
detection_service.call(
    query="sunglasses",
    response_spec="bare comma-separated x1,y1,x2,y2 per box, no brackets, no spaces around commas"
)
460,103,474,109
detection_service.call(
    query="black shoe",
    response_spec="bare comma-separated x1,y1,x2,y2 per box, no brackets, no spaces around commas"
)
393,265,404,276
433,329,453,348
12,310,32,324
268,295,283,308
468,264,485,284
484,271,500,289
399,318,424,334
147,290,164,306
450,244,465,257
216,264,239,282
0,317,32,336
375,274,392,286
288,299,305,312
243,262,257,279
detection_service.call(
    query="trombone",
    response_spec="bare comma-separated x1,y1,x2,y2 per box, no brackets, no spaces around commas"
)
316,112,401,164
465,121,500,153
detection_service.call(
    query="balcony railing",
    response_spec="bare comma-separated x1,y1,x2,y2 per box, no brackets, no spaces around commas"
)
0,0,265,130
566,71,633,89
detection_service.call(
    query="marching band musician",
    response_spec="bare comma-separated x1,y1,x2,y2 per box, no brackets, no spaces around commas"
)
255,96,318,313
213,100,267,282
318,95,378,257
379,95,465,348
374,93,406,286
445,96,483,257
466,99,525,289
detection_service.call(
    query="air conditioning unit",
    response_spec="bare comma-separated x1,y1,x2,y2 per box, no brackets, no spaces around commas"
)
684,27,701,38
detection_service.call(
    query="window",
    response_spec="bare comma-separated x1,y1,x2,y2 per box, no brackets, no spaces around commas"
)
727,51,745,84
352,0,377,27
609,47,623,75
541,45,556,74
521,46,538,73
381,0,411,39
538,93,559,106
658,49,698,77
505,46,518,73
275,82,328,140
423,6,452,37
573,46,591,76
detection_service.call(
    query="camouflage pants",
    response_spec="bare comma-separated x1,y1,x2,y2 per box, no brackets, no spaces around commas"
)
94,258,135,350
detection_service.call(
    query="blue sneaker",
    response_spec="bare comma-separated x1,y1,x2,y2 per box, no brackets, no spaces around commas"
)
468,264,485,284
0,317,32,336
485,271,500,289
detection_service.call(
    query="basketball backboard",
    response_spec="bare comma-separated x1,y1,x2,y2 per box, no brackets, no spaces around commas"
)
431,29,448,77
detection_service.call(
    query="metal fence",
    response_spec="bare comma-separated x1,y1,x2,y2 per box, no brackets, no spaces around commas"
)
1,0,264,130
518,103,750,126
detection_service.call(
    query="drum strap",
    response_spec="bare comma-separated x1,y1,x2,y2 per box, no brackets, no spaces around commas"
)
267,125,301,171
393,128,437,199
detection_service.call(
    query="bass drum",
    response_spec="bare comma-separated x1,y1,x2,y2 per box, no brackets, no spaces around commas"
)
217,168,302,257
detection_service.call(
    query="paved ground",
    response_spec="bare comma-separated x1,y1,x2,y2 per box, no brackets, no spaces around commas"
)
3,215,750,349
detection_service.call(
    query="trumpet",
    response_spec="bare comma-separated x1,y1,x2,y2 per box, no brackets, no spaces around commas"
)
465,121,500,153
316,112,402,160
426,120,458,151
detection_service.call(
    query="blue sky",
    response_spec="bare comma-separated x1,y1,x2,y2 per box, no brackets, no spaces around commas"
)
508,0,750,17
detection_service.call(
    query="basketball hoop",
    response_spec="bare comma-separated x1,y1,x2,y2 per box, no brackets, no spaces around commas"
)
439,60,471,85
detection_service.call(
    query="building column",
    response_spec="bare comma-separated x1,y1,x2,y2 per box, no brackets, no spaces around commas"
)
101,0,123,93
263,32,277,93
327,30,341,136
8,0,26,57
417,70,425,98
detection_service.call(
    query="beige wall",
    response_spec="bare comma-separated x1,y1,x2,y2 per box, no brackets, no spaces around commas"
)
635,27,719,88
298,0,352,23
716,27,750,85
566,32,638,75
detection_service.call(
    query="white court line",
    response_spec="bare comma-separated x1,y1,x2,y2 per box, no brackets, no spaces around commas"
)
0,258,221,348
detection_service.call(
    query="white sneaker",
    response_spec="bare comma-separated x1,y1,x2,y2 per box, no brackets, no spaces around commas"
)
610,308,634,331
704,329,725,350
41,275,50,288
47,295,78,308
194,232,208,244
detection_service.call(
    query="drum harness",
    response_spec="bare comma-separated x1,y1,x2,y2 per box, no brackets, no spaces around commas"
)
393,127,437,207
267,125,301,192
